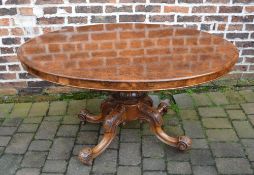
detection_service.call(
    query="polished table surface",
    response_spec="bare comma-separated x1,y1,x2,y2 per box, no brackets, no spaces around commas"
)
18,23,238,91
17,23,239,165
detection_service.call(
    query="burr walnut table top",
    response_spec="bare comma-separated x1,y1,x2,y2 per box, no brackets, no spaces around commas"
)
17,23,238,91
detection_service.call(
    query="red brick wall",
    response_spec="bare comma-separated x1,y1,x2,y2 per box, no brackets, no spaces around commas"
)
0,0,254,88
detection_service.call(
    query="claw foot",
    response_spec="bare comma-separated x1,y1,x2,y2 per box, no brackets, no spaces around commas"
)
78,109,90,122
78,147,93,165
177,136,192,151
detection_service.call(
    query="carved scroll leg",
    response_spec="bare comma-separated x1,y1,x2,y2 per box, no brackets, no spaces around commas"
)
78,109,104,123
138,103,192,151
78,105,125,165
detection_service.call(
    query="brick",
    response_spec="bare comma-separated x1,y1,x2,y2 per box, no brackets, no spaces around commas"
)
37,17,64,25
19,7,33,16
232,15,254,22
8,27,24,36
35,121,59,139
119,15,146,22
48,138,75,160
226,33,249,39
62,115,80,125
248,114,254,126
48,101,67,116
241,103,254,114
57,125,79,137
19,73,36,79
120,129,141,142
206,129,238,141
216,158,252,174
198,107,226,118
150,0,174,2
149,15,174,22
191,93,212,106
0,29,9,36
202,118,231,129
5,133,33,154
233,0,253,3
91,16,116,23
68,17,87,24
29,140,52,151
18,123,38,132
143,158,165,170
76,131,98,144
42,160,67,173
183,120,205,138
245,6,254,13
165,148,190,161
239,90,254,102
16,168,40,175
0,126,17,136
164,6,189,13
192,166,217,175
233,121,254,138
119,143,141,165
227,109,246,120
191,139,209,149
143,172,167,175
117,166,141,175
243,49,254,55
0,8,17,16
205,16,228,22
0,154,22,175
29,102,49,117
142,136,164,158
120,0,145,2
2,118,22,127
5,0,31,4
106,5,132,13
0,136,11,146
0,18,10,26
179,109,198,120
10,103,32,118
210,142,245,157
177,15,201,22
22,152,47,168
67,100,86,115
44,116,63,122
0,73,16,80
43,7,57,14
35,0,63,4
167,161,192,174
93,149,117,174
66,156,91,175
245,148,254,161
135,5,161,12
219,6,243,13
0,103,13,118
75,6,103,13
191,149,215,165
192,6,217,13
90,0,116,2
173,93,194,109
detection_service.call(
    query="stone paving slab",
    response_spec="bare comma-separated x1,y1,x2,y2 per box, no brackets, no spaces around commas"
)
0,90,254,175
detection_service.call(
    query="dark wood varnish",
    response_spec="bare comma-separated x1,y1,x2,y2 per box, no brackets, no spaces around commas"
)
17,23,239,91
17,23,238,165
78,92,191,165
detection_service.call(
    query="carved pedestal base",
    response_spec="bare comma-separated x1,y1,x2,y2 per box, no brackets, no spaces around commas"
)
78,92,192,165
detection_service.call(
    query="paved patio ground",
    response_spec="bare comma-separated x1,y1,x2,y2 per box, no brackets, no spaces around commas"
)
0,90,254,175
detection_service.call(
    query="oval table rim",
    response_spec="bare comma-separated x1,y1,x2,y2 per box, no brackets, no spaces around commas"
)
17,23,239,92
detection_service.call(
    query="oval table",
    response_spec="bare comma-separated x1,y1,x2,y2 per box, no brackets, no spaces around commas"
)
17,23,239,165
